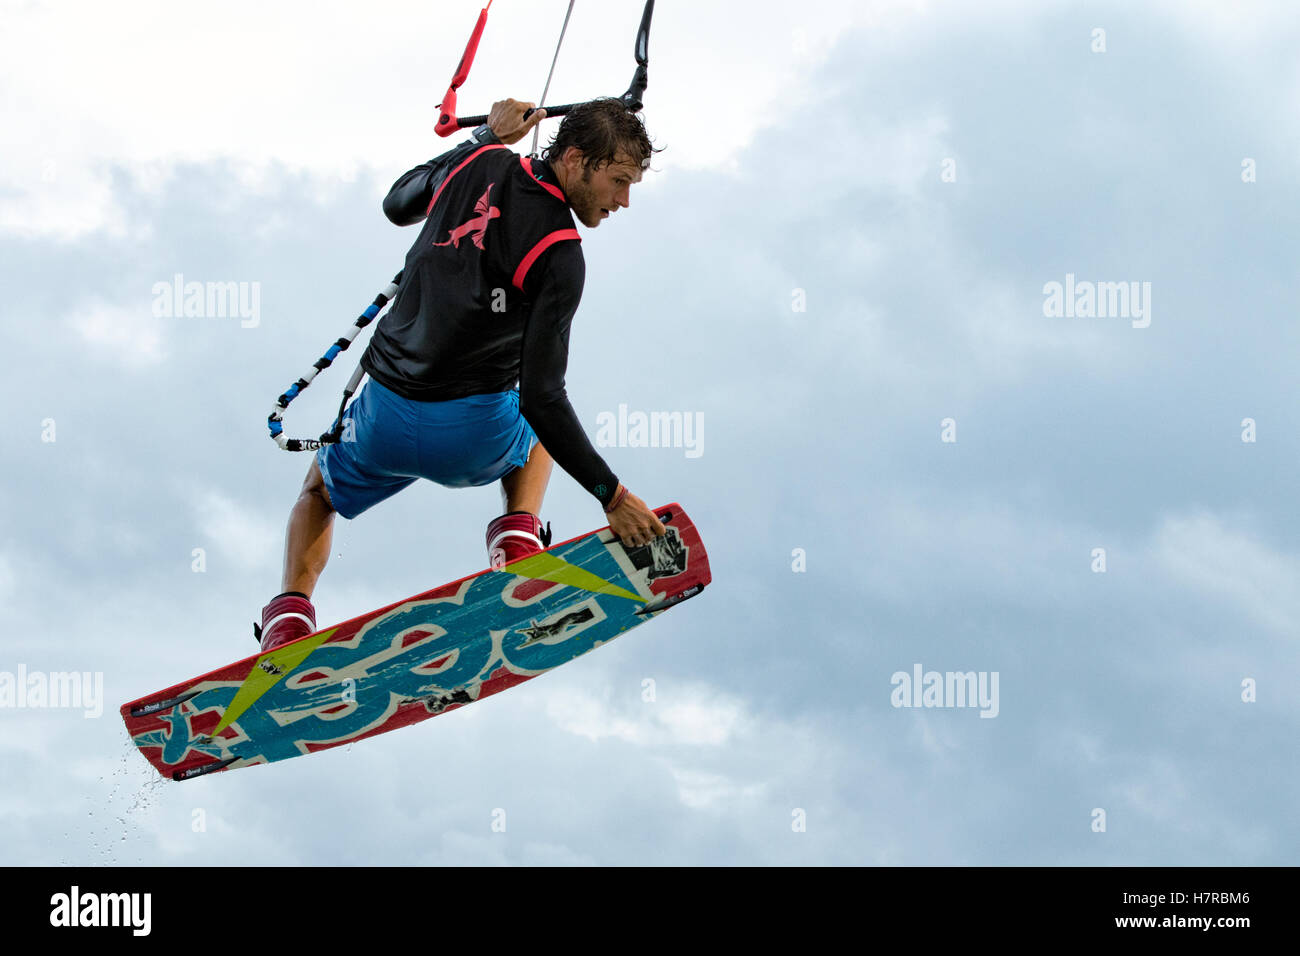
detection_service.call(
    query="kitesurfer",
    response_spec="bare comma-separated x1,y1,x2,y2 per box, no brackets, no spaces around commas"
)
256,97,665,652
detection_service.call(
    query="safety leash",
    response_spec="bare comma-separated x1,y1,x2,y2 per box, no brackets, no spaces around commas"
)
266,272,402,451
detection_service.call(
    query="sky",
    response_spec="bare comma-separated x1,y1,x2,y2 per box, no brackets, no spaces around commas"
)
2,0,1297,866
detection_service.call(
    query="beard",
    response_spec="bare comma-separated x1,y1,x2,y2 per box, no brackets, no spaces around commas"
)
567,167,605,227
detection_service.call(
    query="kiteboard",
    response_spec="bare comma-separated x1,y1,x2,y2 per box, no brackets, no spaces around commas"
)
121,503,709,781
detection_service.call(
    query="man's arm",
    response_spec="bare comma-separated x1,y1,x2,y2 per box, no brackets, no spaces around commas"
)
382,136,490,227
516,245,668,546
517,243,621,507
384,100,547,227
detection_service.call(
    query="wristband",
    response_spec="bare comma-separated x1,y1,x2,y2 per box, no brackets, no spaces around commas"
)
468,123,500,146
603,484,629,513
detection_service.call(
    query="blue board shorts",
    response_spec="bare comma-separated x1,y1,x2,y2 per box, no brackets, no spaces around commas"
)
316,378,537,519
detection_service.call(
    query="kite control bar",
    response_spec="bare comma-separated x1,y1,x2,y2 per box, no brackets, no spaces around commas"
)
435,0,654,137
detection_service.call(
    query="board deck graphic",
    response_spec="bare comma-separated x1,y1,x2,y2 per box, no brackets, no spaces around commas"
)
121,504,709,781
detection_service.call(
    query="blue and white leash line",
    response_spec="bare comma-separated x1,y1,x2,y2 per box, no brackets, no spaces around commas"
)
267,272,402,451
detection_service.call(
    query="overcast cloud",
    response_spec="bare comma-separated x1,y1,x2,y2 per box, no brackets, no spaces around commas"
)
1,0,1297,865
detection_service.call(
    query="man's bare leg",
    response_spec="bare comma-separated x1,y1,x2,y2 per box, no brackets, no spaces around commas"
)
282,458,335,599
500,440,554,515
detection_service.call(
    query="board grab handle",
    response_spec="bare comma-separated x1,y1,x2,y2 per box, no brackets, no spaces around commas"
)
129,690,200,719
635,582,705,616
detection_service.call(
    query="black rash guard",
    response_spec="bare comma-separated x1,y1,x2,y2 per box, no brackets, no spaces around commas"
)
361,139,620,508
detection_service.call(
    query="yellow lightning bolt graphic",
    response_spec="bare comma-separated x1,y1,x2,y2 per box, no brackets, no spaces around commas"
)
503,551,644,602
211,628,335,736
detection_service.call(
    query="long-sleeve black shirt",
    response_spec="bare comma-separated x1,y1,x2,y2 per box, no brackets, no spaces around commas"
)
361,139,620,508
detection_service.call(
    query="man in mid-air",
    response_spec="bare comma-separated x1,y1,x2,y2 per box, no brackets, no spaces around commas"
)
256,97,667,651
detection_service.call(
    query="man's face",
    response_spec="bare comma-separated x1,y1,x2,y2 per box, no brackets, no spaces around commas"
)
565,150,644,228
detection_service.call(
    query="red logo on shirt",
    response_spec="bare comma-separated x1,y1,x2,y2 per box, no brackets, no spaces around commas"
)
434,184,500,250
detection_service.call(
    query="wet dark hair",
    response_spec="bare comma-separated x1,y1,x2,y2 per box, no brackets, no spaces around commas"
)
541,97,661,172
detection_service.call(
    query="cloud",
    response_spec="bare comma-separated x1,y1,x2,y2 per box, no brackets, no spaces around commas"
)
192,490,281,574
668,767,767,810
0,551,14,604
5,0,1300,867
544,681,747,747
1151,512,1300,637
69,300,165,368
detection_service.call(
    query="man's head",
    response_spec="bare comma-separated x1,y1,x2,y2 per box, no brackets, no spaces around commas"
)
542,98,660,228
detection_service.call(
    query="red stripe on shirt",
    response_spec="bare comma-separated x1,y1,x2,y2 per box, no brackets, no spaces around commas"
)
513,229,581,291
426,144,508,217
521,156,568,203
